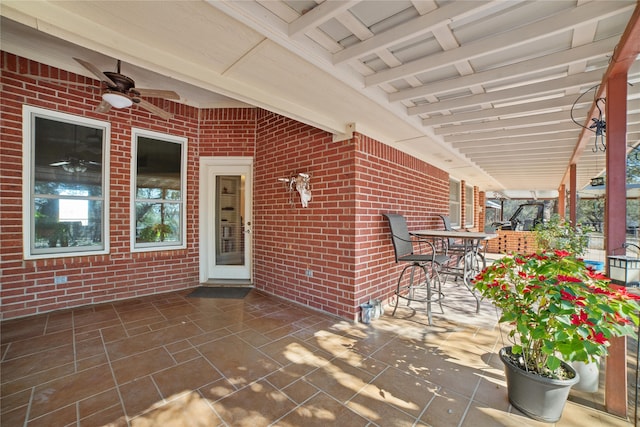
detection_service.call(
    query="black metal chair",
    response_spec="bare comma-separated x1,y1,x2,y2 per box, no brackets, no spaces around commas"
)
438,214,486,273
383,213,449,325
438,214,466,254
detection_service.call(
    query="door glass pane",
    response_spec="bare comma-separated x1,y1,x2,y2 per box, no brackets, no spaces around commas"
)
215,175,245,265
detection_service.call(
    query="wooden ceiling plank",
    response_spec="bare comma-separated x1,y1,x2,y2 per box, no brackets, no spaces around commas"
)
332,1,490,64
366,1,632,87
460,142,575,155
434,111,580,136
256,0,298,23
445,122,576,142
425,94,588,126
288,0,357,37
395,36,618,103
335,11,373,41
413,69,603,116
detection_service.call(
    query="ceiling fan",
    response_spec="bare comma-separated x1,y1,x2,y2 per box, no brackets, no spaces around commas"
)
74,57,179,120
50,157,100,173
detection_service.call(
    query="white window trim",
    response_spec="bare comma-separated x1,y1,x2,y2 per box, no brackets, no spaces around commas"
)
449,178,461,228
465,184,475,227
22,105,110,260
130,128,187,252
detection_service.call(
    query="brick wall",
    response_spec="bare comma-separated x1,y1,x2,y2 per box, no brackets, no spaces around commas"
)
0,52,256,319
352,134,450,319
252,115,450,320
1,52,454,321
485,230,538,254
253,110,356,318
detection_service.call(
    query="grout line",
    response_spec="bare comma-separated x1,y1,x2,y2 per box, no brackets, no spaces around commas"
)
42,313,50,337
99,328,130,427
457,372,483,427
22,386,35,427
72,311,78,373
1,342,10,362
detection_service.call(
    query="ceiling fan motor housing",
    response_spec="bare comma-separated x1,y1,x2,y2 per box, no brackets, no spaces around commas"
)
103,72,135,92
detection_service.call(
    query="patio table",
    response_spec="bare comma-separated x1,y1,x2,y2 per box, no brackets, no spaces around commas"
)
411,229,497,313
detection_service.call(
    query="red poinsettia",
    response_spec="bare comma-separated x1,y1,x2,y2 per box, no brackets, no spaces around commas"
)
475,250,640,379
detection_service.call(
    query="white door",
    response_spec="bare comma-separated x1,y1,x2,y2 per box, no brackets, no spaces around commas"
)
200,157,252,281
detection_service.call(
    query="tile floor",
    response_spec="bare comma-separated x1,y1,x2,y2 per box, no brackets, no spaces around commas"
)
1,283,636,427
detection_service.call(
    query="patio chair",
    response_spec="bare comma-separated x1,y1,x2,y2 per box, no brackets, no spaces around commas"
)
438,214,466,254
383,213,449,325
438,214,486,273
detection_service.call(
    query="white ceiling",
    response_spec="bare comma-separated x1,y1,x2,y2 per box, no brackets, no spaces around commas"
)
2,0,639,197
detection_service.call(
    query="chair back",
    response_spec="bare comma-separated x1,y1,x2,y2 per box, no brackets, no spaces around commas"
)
383,213,414,261
439,214,453,231
438,214,457,247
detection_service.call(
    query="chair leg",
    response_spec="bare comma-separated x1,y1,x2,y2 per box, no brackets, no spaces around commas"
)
392,264,411,316
391,262,443,325
432,265,445,314
420,263,433,325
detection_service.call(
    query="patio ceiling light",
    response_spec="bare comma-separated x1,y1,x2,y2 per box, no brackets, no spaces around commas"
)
102,91,133,108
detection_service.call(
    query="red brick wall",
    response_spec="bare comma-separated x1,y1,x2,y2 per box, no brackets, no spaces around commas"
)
353,134,449,318
253,110,356,318
1,52,453,321
252,116,450,321
0,52,256,319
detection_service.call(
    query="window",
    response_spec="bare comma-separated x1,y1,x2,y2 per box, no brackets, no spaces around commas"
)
465,184,474,227
23,106,109,259
449,179,461,228
131,128,186,251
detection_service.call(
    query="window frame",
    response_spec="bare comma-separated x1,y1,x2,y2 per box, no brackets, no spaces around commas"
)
22,105,110,259
465,184,475,227
130,128,187,252
449,178,461,228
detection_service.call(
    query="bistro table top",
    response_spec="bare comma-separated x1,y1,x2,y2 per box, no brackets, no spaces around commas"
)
411,229,498,240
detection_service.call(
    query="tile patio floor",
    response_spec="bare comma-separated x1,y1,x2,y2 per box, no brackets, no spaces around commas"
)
1,282,636,427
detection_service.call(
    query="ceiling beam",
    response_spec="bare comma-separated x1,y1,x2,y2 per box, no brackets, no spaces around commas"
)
410,69,603,116
332,1,490,65
452,133,578,148
365,1,633,87
445,123,579,143
288,1,357,37
392,36,618,103
434,111,576,136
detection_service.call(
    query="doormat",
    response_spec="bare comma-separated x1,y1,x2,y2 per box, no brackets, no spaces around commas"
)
187,286,252,299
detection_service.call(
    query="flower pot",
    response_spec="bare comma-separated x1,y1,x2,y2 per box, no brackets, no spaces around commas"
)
569,359,600,392
499,347,580,423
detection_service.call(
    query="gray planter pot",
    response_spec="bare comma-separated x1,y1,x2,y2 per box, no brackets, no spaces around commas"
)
500,347,580,423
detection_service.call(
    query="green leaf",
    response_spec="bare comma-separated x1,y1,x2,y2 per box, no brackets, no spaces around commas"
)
547,355,561,371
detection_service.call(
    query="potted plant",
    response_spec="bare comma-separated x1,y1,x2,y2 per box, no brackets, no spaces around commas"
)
533,214,593,255
475,249,640,422
533,215,601,391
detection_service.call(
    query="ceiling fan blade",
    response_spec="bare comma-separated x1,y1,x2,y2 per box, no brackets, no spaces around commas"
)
135,98,173,120
73,57,118,87
95,99,112,113
50,161,70,167
135,88,180,100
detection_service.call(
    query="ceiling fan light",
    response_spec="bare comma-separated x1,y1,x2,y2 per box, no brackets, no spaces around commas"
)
102,92,132,108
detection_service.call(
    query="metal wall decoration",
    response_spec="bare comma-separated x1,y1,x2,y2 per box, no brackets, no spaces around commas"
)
278,173,312,207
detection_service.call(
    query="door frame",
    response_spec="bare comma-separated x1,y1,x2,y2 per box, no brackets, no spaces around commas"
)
199,156,253,283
